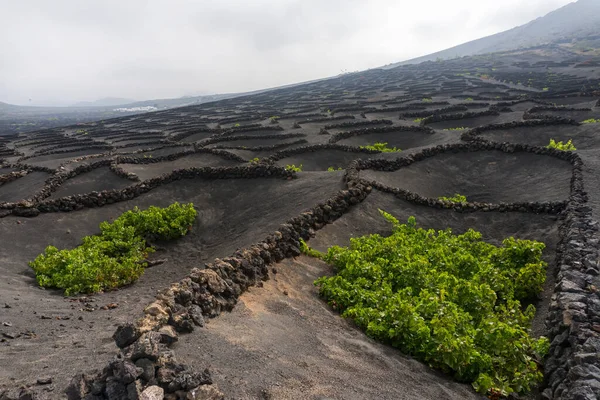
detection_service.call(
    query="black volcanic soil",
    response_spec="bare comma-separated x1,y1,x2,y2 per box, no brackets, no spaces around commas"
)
175,256,484,400
0,174,345,395
206,137,303,149
337,130,441,150
0,171,49,202
24,150,106,169
49,167,133,198
118,153,242,180
1,47,600,399
360,150,573,203
274,149,380,171
479,123,600,150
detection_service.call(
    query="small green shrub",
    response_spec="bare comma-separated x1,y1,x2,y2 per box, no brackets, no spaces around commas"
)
299,239,324,259
422,98,433,103
360,142,401,153
542,87,549,92
285,164,303,172
327,166,343,172
315,212,549,396
547,139,576,151
249,157,260,164
582,119,600,124
442,127,467,131
30,203,197,295
414,117,431,123
438,193,467,203
234,123,241,127
465,97,473,102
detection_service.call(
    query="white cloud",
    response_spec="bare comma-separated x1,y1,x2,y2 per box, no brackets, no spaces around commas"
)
0,0,574,105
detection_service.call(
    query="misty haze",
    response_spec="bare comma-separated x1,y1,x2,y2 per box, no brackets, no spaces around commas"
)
1,1,600,400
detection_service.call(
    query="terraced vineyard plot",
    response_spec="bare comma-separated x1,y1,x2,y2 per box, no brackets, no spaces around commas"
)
536,109,600,122
426,113,513,130
274,148,378,171
133,145,194,158
49,167,133,198
206,136,307,149
0,171,49,203
175,255,482,400
337,129,440,150
0,173,345,392
24,149,106,169
309,189,560,344
113,144,165,154
542,96,598,106
118,153,242,180
510,101,545,112
310,189,560,258
478,124,600,149
178,131,218,143
360,150,572,203
1,41,600,399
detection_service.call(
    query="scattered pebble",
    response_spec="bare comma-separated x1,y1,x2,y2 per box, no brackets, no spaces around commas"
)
36,377,52,385
100,302,118,310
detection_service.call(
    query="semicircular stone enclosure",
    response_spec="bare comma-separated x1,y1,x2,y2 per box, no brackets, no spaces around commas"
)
1,45,599,400
360,149,573,203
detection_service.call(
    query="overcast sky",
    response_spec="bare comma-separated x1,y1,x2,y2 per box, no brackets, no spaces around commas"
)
1,0,574,106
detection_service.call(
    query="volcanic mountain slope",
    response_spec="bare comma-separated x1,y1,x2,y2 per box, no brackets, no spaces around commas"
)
0,46,600,400
385,0,600,68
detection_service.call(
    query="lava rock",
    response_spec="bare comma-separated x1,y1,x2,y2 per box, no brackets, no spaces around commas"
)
186,385,224,400
36,377,52,385
188,305,205,327
104,378,127,400
139,386,164,400
131,332,161,362
134,358,156,382
126,380,143,400
65,373,92,400
113,360,140,385
158,325,178,345
113,323,140,348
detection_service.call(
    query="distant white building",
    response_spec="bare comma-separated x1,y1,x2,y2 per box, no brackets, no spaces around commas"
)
113,106,158,112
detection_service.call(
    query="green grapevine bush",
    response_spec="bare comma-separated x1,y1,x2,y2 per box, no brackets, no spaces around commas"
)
359,142,401,153
547,139,576,151
30,203,197,295
442,127,467,131
285,164,303,172
299,238,324,259
438,193,467,203
315,211,549,396
581,119,599,124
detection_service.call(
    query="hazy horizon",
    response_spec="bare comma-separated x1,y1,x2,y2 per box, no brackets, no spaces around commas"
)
1,0,574,107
